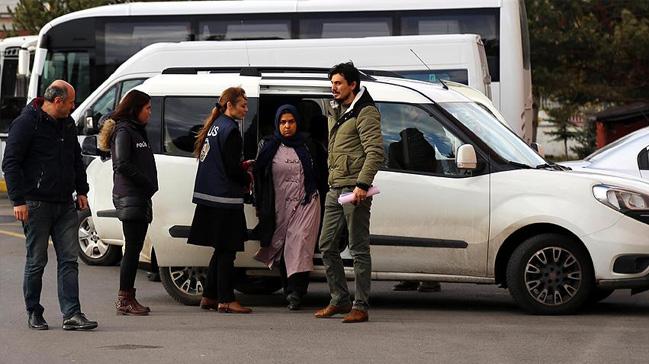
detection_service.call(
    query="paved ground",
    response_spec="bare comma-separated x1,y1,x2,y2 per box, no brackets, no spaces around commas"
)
1,193,649,364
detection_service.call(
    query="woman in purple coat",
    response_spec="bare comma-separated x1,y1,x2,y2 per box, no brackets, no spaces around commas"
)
253,104,328,310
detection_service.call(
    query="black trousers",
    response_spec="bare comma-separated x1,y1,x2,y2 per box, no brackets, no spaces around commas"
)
203,250,236,303
279,257,310,300
120,221,148,291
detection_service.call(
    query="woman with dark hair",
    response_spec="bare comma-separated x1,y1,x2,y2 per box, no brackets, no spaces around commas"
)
188,87,253,314
253,104,328,310
98,89,158,316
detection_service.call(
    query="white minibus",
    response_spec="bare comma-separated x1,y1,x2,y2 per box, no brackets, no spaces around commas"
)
72,34,490,135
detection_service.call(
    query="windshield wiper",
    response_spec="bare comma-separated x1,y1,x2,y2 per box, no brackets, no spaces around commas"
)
535,162,568,171
507,161,533,169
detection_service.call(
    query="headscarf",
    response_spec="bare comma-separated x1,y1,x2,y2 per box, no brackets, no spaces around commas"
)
255,104,318,204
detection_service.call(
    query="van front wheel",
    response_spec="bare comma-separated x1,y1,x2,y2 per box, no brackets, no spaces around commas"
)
506,233,594,315
159,266,206,306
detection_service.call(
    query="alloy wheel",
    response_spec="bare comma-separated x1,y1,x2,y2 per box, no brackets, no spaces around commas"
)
167,266,207,297
78,216,110,260
524,246,582,306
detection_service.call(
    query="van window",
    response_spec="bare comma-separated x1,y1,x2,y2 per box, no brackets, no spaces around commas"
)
163,96,259,157
119,79,146,99
199,19,291,40
163,97,215,157
378,102,464,176
91,85,118,124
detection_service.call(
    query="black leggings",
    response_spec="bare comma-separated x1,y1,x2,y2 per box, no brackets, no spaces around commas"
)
203,250,236,303
119,221,148,291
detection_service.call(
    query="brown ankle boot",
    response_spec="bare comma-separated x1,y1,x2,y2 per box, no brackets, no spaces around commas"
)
116,290,148,316
129,288,150,313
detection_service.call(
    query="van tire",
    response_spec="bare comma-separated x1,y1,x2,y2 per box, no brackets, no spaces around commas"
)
506,233,594,315
77,209,122,266
159,266,206,306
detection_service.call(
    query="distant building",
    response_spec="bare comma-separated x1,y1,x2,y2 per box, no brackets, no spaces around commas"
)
594,102,649,148
0,0,19,35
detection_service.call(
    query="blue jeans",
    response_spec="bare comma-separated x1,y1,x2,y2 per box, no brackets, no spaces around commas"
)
23,200,81,319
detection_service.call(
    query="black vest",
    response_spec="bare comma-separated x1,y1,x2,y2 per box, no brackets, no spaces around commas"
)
192,114,244,209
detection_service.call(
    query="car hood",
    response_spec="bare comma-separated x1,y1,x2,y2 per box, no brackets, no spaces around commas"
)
566,168,649,191
559,160,590,169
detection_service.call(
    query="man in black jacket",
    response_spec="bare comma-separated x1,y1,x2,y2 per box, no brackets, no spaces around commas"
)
2,80,98,331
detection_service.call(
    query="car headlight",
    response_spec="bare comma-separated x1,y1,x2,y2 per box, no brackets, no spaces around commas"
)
593,184,649,224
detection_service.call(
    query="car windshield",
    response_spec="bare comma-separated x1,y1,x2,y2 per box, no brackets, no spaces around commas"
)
585,127,649,162
439,102,546,167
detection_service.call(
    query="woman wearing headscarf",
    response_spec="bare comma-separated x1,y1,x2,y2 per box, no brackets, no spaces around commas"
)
188,86,252,314
98,89,158,316
253,104,328,310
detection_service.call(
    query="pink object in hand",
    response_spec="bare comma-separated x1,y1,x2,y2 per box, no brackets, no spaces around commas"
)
338,186,381,205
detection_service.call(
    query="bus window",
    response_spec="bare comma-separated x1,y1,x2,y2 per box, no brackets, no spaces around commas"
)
199,19,291,40
299,15,392,38
396,69,469,85
400,10,500,81
104,21,191,65
41,51,91,102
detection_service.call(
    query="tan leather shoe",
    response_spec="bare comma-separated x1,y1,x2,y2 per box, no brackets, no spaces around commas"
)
314,304,352,318
342,309,369,323
218,301,252,314
200,297,220,310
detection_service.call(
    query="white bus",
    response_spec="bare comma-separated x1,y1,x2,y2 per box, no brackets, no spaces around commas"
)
73,34,491,134
26,0,533,142
0,35,37,132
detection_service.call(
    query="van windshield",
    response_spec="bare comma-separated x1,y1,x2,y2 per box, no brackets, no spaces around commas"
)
440,102,545,168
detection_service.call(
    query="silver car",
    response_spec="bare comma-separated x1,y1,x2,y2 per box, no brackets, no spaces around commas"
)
562,126,649,179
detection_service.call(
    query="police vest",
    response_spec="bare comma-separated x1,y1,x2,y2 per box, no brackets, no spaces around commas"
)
192,114,244,209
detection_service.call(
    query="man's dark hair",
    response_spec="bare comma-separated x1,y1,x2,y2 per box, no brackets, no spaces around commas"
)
328,61,361,93
43,85,68,102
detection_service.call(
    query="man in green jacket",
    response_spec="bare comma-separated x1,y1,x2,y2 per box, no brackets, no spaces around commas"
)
314,62,383,323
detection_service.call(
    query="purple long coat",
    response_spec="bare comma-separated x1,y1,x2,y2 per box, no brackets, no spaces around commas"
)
254,144,321,277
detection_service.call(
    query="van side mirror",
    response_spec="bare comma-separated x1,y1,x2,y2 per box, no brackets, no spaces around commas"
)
18,49,30,76
83,109,99,135
456,144,477,170
531,142,545,157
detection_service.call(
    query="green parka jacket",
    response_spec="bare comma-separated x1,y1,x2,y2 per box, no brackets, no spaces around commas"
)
326,86,384,189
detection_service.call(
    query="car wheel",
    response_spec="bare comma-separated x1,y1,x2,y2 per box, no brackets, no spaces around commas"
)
506,233,594,315
77,209,121,266
159,266,206,306
234,269,282,295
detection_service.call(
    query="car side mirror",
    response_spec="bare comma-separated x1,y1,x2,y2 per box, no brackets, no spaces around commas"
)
531,142,545,157
81,135,98,156
456,144,477,170
83,109,99,135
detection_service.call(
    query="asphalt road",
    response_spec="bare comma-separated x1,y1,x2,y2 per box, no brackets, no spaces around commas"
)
1,193,649,364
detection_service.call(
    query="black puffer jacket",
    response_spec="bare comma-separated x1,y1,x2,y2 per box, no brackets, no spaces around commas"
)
2,98,88,206
99,118,158,222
